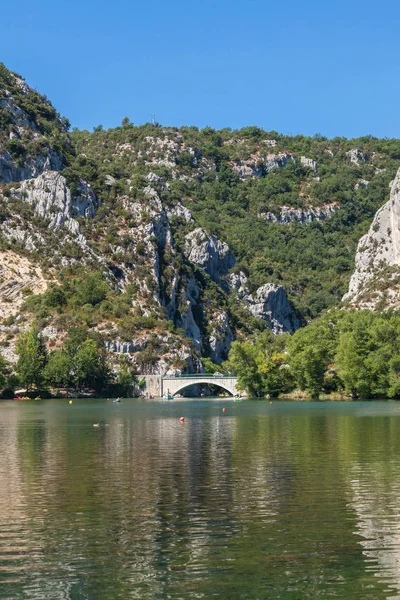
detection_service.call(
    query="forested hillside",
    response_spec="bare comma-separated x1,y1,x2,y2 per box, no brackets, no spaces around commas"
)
70,121,400,318
1,61,400,395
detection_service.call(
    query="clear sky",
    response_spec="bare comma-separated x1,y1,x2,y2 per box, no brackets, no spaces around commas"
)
3,0,400,137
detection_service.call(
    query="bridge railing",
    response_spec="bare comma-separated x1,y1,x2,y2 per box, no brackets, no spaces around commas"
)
163,374,236,379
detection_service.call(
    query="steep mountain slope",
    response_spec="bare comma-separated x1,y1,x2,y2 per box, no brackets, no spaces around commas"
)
1,63,400,374
343,167,400,309
0,64,298,374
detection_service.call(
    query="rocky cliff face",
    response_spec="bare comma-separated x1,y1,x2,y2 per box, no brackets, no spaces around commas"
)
260,202,337,224
14,171,98,240
229,272,300,333
0,148,63,183
0,68,68,184
343,167,400,307
244,284,300,333
184,228,235,286
230,152,292,179
0,64,309,375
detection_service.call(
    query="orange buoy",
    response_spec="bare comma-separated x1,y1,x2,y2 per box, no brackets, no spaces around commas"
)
180,417,185,423
222,408,226,413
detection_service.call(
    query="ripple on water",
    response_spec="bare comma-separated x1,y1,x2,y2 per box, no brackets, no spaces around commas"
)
1,399,400,598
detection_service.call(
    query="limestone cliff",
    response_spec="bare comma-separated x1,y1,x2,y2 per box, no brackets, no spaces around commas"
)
0,63,333,376
244,284,300,333
260,202,338,225
343,167,400,307
184,228,235,285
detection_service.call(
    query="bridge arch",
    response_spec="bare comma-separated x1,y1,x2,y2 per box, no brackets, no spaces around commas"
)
163,376,239,397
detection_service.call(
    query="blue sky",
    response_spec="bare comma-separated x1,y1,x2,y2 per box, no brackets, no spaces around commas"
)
3,0,400,137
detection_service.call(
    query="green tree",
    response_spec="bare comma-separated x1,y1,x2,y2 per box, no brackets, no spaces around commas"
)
44,350,70,391
77,273,108,306
44,285,67,308
0,355,9,388
288,319,338,399
116,366,137,396
16,325,48,391
74,339,110,392
334,311,400,399
225,330,293,397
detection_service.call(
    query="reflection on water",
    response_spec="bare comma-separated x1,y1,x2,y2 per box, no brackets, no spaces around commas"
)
1,399,400,598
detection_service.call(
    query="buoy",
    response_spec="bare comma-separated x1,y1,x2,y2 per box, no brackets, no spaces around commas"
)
270,401,272,405
222,408,226,413
69,400,73,404
180,417,185,423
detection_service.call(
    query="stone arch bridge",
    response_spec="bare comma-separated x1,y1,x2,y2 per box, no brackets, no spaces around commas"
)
144,374,239,398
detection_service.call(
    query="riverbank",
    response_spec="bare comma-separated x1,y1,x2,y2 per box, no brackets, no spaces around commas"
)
280,390,352,401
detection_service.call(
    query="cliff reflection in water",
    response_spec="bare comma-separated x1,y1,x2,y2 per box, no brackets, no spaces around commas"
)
1,400,400,599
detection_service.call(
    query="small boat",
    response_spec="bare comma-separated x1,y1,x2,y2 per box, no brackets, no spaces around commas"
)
162,394,174,401
233,397,243,403
13,396,31,401
113,398,121,403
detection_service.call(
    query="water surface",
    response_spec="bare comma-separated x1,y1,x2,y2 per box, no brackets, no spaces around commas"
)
1,398,400,599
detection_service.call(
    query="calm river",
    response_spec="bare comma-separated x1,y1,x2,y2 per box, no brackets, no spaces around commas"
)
2,399,400,599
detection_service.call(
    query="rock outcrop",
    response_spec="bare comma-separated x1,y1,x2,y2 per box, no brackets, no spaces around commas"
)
343,167,400,305
300,156,318,173
176,277,202,352
12,171,98,241
0,148,63,183
347,148,367,165
209,311,234,363
260,202,338,225
0,71,67,184
105,331,202,375
244,284,300,333
184,228,235,284
231,153,292,179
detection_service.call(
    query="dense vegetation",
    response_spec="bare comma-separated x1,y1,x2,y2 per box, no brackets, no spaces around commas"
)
226,309,400,400
10,323,137,397
70,124,400,319
3,62,400,394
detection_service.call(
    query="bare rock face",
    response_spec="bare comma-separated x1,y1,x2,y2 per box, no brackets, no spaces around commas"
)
13,171,98,239
260,202,338,224
209,311,234,363
0,148,63,184
347,148,367,165
231,153,292,180
228,271,248,294
166,202,193,223
176,277,202,352
184,228,235,284
105,331,202,376
0,73,66,183
343,168,400,305
300,156,318,173
245,284,300,333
